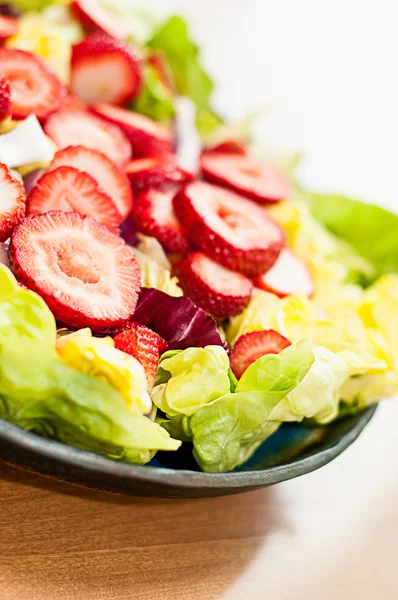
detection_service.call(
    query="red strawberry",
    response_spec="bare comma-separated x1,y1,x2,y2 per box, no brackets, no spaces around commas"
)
90,103,173,157
71,33,142,106
203,140,247,155
0,49,66,120
254,248,314,298
60,94,86,112
114,323,167,390
173,181,285,277
0,163,26,243
230,330,292,379
49,146,133,219
131,187,188,254
0,15,18,41
27,166,122,230
44,105,132,167
200,153,291,204
10,211,140,331
173,252,253,318
71,0,130,40
0,75,11,121
125,157,193,190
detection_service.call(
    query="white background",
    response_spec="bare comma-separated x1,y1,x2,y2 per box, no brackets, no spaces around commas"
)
141,0,398,212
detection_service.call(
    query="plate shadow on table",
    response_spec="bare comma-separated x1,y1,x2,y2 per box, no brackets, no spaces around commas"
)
0,462,289,600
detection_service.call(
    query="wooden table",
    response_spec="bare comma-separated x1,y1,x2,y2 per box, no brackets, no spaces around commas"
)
1,401,397,600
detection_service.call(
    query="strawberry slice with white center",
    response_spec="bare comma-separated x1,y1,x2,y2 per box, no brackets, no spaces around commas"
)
27,166,122,230
71,0,130,40
10,211,141,331
132,187,188,254
173,252,253,318
0,49,66,120
0,163,26,243
0,15,18,40
230,330,292,379
125,157,193,190
253,248,314,298
174,181,285,277
44,105,132,167
203,140,247,155
49,146,133,219
71,32,142,106
90,103,173,157
200,153,292,204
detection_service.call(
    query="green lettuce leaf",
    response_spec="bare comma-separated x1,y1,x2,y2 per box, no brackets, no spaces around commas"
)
302,192,398,276
152,346,231,418
131,64,175,124
186,339,315,472
147,15,222,136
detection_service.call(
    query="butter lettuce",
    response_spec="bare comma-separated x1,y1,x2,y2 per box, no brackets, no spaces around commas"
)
152,346,231,417
0,265,180,462
132,63,175,124
302,192,398,276
134,235,183,297
56,329,152,415
186,339,314,472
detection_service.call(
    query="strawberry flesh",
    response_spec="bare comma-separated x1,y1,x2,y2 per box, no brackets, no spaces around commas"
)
50,146,133,219
173,252,253,318
10,211,141,331
71,32,142,106
131,187,188,254
90,102,173,157
254,248,314,298
174,181,285,277
0,15,18,40
44,105,132,167
203,140,247,155
0,163,26,243
201,153,291,204
114,323,167,390
27,166,123,230
125,157,193,190
230,330,292,379
0,75,11,121
71,0,130,40
0,48,66,120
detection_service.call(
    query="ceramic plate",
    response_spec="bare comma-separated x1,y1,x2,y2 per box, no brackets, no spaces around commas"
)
0,406,376,498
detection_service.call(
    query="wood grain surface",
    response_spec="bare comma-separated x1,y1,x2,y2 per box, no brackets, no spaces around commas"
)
1,401,398,600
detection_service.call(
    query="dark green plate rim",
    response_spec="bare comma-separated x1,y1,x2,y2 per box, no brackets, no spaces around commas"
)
0,406,377,498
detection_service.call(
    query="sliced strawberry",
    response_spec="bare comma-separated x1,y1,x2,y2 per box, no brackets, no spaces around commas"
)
71,0,130,40
114,323,167,390
131,187,188,254
173,252,253,318
174,181,285,277
90,103,173,157
200,153,291,204
230,330,292,379
0,15,19,41
254,248,314,298
0,163,26,242
125,157,193,190
0,49,66,120
10,211,140,331
44,105,132,167
27,166,122,230
50,146,133,219
60,94,86,112
71,32,142,106
0,75,10,121
203,140,247,155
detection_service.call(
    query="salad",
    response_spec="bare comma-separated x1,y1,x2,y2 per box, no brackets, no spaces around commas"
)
0,0,397,474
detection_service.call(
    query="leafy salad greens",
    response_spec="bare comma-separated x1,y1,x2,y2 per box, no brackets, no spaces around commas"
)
0,0,397,474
